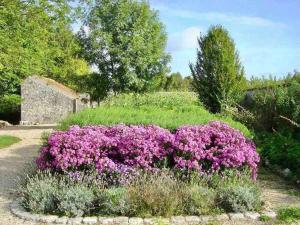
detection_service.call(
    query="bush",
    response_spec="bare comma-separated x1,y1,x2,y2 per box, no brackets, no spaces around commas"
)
173,122,259,178
242,80,300,133
56,184,94,217
20,169,261,217
0,94,21,124
37,122,259,179
277,207,300,223
256,132,300,183
182,184,217,215
95,188,131,216
21,172,59,214
126,171,185,217
21,172,95,217
217,185,261,213
37,124,174,174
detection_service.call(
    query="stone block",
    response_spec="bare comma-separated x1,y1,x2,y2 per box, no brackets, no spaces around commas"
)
185,216,201,225
67,217,83,224
244,212,260,220
228,213,245,220
129,217,144,225
55,216,69,224
83,216,98,224
39,215,59,223
113,216,129,225
98,217,114,225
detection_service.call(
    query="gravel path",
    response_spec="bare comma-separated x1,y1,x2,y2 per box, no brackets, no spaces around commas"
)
0,128,52,225
0,128,299,225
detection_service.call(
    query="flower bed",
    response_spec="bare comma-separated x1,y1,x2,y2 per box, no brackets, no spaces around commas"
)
19,121,262,218
37,121,259,178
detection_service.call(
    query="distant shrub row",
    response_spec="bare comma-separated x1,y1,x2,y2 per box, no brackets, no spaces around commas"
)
102,92,199,109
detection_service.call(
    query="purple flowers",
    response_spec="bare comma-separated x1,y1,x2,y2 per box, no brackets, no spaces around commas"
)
37,122,259,178
173,122,259,178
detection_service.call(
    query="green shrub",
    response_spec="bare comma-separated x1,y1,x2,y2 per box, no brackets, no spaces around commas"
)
20,169,261,217
217,185,261,213
256,132,300,183
0,94,21,124
21,172,59,214
57,184,94,217
242,81,300,133
21,172,94,217
259,214,272,222
94,188,130,216
183,185,217,215
277,207,300,223
126,171,185,217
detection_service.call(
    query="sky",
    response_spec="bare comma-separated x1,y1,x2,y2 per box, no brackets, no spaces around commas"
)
148,0,300,78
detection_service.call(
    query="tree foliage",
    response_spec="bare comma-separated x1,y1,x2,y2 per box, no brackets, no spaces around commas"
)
0,0,89,122
0,0,89,95
190,25,246,113
165,72,192,91
78,0,170,98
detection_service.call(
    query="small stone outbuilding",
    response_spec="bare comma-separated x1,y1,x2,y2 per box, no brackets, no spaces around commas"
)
21,76,90,125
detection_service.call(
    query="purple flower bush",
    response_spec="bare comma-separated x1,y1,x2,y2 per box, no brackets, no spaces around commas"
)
173,122,260,178
37,122,259,179
37,124,174,174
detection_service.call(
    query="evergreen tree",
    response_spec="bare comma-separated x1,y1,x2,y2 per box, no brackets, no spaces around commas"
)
190,25,246,113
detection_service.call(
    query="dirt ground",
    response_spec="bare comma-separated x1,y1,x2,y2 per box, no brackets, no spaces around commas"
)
0,128,299,225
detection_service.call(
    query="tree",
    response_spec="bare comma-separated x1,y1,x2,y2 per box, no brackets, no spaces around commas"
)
78,0,170,97
190,25,246,113
0,0,89,93
165,72,183,91
0,0,89,123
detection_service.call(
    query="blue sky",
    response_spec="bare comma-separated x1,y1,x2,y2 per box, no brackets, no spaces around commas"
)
149,0,300,78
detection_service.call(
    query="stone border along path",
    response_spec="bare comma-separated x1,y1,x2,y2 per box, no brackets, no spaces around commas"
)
11,198,277,225
1,127,300,225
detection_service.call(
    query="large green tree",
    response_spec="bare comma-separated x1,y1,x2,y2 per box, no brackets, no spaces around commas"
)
0,0,89,94
0,0,89,122
190,25,246,113
78,0,170,98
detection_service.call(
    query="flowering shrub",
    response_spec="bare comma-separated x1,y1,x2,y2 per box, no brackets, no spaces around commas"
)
173,122,260,178
37,122,259,178
37,124,174,174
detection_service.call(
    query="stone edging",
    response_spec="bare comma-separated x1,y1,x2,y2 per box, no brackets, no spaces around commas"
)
10,199,277,224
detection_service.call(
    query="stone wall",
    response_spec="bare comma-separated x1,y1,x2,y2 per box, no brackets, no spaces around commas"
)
21,77,89,125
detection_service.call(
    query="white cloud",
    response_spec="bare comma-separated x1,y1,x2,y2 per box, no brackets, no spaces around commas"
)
168,26,201,51
154,5,286,28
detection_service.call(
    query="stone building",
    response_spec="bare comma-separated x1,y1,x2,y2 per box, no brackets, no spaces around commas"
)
21,76,90,125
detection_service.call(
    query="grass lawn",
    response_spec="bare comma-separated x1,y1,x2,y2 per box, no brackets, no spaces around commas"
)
0,135,21,149
60,92,251,137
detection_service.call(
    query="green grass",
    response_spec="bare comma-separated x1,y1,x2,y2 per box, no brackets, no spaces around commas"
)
259,214,272,222
0,135,21,149
60,92,251,137
103,92,199,109
277,207,300,223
